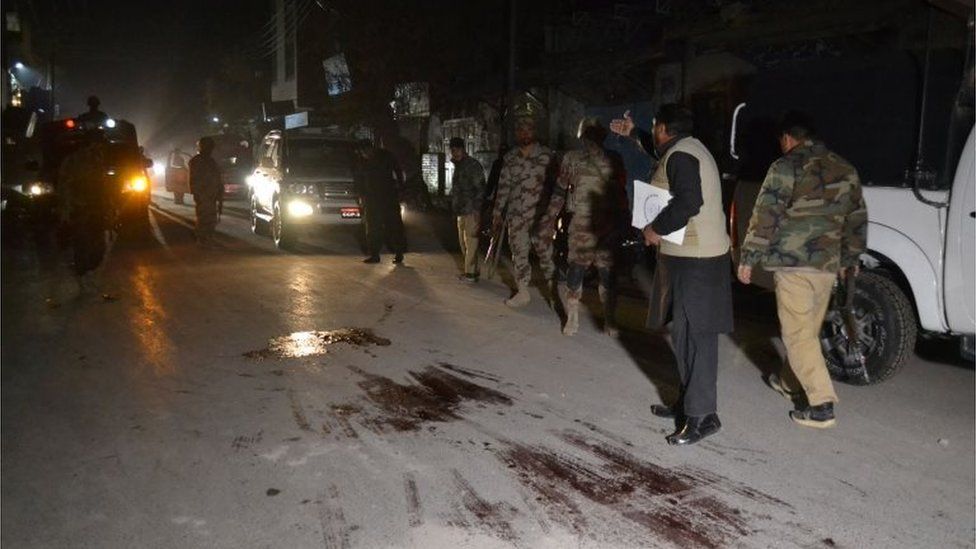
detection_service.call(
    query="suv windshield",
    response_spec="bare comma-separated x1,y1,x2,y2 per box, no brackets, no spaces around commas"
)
285,139,355,178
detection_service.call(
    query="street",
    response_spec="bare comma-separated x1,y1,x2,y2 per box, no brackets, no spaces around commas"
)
2,190,973,549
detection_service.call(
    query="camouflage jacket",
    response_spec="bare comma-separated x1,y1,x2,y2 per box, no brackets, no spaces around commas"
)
493,142,554,222
543,147,614,235
450,155,486,215
741,141,867,272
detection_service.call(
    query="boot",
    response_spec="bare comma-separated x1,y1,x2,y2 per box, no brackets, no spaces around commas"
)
598,285,619,337
505,284,531,308
562,296,580,336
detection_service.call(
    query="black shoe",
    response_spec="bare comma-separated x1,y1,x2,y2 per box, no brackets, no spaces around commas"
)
650,404,678,419
666,414,721,446
393,253,404,264
790,402,836,429
457,273,478,283
363,255,380,264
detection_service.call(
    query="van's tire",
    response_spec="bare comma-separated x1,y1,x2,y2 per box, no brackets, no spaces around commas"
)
820,271,916,385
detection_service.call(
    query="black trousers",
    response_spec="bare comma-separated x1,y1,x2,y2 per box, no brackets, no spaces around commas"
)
671,299,720,417
364,199,406,256
71,215,106,276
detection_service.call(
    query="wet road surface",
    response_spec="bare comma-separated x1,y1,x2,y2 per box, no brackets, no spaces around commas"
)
2,189,973,548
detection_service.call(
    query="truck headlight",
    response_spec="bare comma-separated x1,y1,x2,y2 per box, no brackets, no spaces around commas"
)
26,182,53,196
126,175,149,192
288,200,314,217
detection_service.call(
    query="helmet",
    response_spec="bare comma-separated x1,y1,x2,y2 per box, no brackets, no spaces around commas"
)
577,116,607,144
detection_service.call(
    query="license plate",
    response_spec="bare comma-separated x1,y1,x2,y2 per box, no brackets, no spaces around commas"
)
340,207,361,218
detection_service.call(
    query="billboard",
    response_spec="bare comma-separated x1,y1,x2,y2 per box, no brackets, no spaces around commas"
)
323,53,352,96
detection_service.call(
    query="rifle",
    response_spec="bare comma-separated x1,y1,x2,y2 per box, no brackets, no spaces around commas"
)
484,216,507,280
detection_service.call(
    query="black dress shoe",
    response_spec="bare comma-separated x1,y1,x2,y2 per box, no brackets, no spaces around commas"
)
666,413,721,446
363,255,381,264
650,404,678,419
393,253,404,264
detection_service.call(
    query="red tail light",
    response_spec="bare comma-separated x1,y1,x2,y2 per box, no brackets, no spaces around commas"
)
65,119,76,129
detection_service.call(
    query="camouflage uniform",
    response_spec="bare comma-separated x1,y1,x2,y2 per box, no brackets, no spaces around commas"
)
740,140,867,272
741,140,867,408
542,146,618,335
493,141,555,290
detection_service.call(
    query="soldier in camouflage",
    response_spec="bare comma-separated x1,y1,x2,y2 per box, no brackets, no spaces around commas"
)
491,117,555,307
738,111,867,429
450,137,486,282
540,118,620,336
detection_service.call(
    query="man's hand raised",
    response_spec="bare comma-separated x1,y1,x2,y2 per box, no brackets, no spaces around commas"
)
610,110,635,137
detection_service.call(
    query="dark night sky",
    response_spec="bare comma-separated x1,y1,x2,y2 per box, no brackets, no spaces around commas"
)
26,0,270,154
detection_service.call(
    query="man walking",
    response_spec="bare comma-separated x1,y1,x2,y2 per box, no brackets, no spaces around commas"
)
539,117,621,336
611,104,733,446
491,117,555,307
449,137,486,282
59,129,114,294
355,138,407,264
188,136,222,247
738,112,867,429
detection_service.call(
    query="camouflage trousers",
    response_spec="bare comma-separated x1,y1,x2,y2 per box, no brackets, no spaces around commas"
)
567,225,613,270
507,215,554,288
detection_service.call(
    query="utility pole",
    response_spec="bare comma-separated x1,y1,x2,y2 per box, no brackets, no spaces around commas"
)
49,47,57,118
505,0,517,146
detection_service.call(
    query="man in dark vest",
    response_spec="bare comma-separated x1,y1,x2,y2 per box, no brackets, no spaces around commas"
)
355,138,407,264
188,136,222,247
611,104,733,446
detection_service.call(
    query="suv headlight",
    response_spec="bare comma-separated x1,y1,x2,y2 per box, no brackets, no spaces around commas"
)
288,200,314,217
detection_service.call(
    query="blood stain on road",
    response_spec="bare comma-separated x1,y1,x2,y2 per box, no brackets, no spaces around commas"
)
317,365,514,435
243,328,391,359
489,430,797,547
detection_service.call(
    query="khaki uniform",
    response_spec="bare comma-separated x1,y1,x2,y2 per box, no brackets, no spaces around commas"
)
742,141,868,406
493,143,555,289
452,155,486,276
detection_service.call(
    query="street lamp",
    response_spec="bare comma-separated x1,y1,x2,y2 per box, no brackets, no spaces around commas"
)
211,116,220,123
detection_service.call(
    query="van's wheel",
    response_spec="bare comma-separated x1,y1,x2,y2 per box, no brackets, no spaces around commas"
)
250,196,268,235
271,200,294,249
821,271,916,385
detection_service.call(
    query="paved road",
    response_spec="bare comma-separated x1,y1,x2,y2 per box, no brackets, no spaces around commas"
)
2,190,973,548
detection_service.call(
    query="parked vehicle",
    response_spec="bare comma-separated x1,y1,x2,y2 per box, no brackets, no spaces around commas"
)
205,134,253,199
248,128,361,249
729,43,975,384
164,149,191,203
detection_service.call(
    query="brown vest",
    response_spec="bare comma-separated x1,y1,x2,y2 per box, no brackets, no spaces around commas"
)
649,137,730,258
